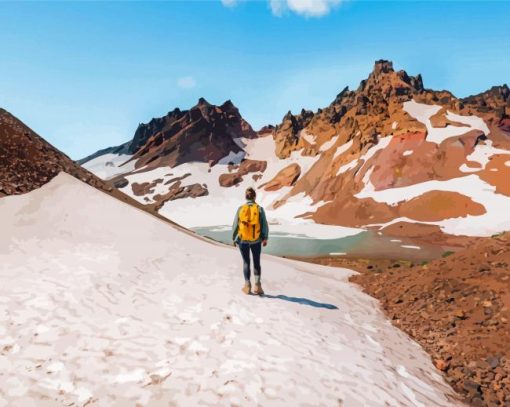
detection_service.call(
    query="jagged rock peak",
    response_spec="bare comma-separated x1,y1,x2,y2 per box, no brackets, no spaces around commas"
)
220,99,237,111
372,59,394,76
197,97,211,106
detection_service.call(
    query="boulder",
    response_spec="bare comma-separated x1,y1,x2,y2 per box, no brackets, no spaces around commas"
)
262,163,301,192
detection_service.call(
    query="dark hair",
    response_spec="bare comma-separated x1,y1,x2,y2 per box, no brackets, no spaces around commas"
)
245,187,256,201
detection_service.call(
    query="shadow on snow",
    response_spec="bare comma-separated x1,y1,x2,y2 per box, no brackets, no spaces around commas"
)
262,294,338,310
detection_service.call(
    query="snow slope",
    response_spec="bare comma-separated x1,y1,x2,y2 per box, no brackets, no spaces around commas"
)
0,173,462,406
82,153,136,180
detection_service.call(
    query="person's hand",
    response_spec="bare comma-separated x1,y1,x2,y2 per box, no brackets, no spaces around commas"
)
233,241,237,247
262,240,268,247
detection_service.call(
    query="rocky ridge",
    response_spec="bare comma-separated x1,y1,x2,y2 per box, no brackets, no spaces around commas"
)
0,108,110,196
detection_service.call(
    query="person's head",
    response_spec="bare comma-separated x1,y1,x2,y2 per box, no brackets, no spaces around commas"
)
245,187,256,201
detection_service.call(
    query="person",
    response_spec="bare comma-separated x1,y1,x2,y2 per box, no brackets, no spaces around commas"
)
232,187,269,295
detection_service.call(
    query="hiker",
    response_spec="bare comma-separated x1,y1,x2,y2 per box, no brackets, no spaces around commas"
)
232,187,269,295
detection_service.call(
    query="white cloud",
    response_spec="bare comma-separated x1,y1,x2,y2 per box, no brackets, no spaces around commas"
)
177,76,197,90
287,0,342,17
270,0,342,17
222,0,343,17
221,0,238,6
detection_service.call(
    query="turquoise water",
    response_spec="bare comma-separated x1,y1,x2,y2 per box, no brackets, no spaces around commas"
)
192,226,450,261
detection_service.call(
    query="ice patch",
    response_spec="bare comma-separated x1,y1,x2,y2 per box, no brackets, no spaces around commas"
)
333,139,353,159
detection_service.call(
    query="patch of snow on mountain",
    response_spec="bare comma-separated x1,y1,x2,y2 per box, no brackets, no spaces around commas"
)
0,173,462,406
356,174,510,236
301,130,316,145
333,139,353,159
446,111,490,135
361,136,393,165
336,136,392,177
459,164,480,173
403,100,489,144
82,153,136,180
319,135,339,152
360,166,375,193
336,159,359,176
464,140,510,168
218,150,246,165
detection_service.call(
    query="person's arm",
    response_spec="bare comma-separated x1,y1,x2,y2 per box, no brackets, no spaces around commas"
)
232,207,240,244
260,206,269,244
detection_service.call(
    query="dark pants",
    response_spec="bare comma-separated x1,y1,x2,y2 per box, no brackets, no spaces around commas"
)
238,242,262,282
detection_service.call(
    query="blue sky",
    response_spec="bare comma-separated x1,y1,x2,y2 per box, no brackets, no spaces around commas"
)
0,1,509,159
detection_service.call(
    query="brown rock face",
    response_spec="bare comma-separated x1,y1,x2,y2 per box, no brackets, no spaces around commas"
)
262,163,301,192
305,59,424,149
219,173,244,187
380,221,477,247
429,107,470,128
273,109,315,159
478,153,510,196
458,84,510,124
131,179,164,196
128,98,256,170
398,191,486,222
151,181,208,211
0,108,111,196
314,195,397,227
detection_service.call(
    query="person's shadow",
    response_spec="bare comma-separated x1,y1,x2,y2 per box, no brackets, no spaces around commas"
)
262,294,338,310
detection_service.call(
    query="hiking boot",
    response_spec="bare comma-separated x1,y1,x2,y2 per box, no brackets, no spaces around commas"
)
252,282,264,296
242,281,251,295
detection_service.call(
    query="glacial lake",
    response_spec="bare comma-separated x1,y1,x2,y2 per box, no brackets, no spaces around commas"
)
192,226,452,261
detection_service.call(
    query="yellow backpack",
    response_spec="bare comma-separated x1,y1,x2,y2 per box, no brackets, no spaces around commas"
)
238,203,261,241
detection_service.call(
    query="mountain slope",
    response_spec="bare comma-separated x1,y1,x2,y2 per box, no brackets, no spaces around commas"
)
348,231,510,405
81,61,510,245
0,172,462,406
0,108,110,196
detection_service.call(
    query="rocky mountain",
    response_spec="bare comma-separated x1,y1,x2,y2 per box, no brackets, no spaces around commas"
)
0,108,112,197
81,60,510,246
